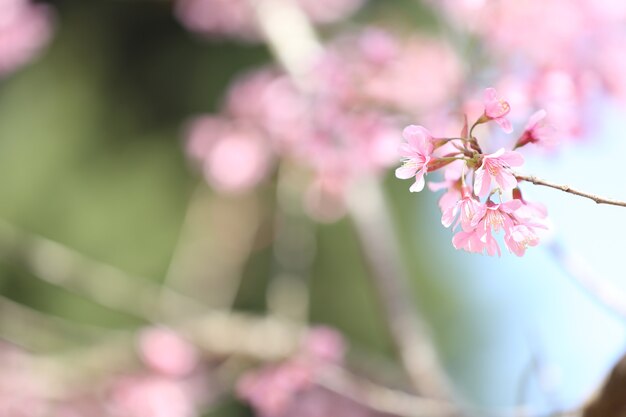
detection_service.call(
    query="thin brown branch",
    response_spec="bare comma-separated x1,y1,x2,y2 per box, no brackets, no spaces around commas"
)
514,174,626,208
0,219,208,322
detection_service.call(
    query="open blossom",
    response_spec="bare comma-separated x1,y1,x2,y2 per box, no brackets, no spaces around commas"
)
395,125,434,192
441,187,481,231
453,200,521,256
515,109,555,148
504,224,541,256
395,88,551,257
512,187,548,219
451,197,547,257
474,148,524,197
483,88,513,133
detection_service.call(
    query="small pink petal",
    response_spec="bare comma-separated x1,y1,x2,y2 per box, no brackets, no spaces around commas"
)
409,172,426,192
500,151,524,167
495,117,513,133
474,167,491,197
395,164,418,179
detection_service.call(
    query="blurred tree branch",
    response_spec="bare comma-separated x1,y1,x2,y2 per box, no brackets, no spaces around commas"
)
582,351,626,417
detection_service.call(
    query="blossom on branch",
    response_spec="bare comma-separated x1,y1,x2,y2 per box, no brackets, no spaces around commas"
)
398,88,550,257
395,125,434,192
482,87,513,133
474,149,524,197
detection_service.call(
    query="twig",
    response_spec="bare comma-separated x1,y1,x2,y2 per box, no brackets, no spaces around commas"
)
514,174,626,208
319,365,579,417
0,295,119,351
547,242,626,322
318,365,461,417
0,219,208,322
266,161,315,321
159,185,262,317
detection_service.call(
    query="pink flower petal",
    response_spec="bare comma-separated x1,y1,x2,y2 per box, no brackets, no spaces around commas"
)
395,164,418,179
473,167,491,197
409,172,426,192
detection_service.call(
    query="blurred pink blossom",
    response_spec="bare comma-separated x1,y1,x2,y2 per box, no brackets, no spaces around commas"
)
430,0,626,141
0,342,50,417
356,35,464,115
137,327,199,377
237,326,351,417
184,115,272,194
107,374,197,417
0,0,54,77
181,28,468,221
301,326,346,363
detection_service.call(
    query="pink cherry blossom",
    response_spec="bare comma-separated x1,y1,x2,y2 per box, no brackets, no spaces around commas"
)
453,200,522,257
0,0,54,77
451,228,486,255
515,109,555,148
483,88,513,133
395,125,434,192
504,224,541,256
428,161,464,214
441,187,481,232
513,187,548,219
474,148,524,197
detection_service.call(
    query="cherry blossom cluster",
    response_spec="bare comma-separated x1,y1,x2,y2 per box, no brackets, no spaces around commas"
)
185,29,462,221
175,0,365,42
0,0,54,78
396,88,552,257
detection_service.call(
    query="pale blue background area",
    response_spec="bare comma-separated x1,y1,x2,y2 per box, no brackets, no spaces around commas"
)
416,99,626,413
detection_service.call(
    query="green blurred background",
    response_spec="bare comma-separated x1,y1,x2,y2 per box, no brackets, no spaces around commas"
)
0,1,508,414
